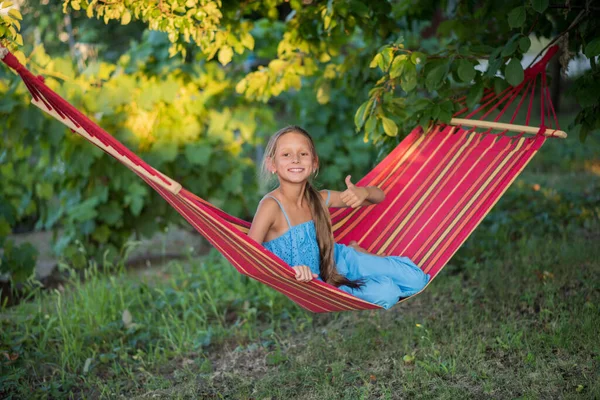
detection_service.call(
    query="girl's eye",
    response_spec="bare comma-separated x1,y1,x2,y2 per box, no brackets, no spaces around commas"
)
283,153,289,157
301,153,309,156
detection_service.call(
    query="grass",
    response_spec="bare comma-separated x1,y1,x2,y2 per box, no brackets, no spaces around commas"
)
1,111,599,398
149,233,599,400
1,206,598,398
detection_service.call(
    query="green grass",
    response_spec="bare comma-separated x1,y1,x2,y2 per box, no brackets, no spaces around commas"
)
1,250,310,398
2,222,598,398
133,233,599,400
1,109,599,398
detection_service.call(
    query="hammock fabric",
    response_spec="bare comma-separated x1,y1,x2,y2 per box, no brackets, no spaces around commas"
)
0,46,565,313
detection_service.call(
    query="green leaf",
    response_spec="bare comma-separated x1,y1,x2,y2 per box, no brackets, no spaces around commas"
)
98,202,123,226
68,197,99,223
8,8,22,20
438,108,452,124
369,53,382,69
91,224,111,243
316,82,330,104
505,58,524,86
381,117,398,137
323,14,332,30
152,142,179,163
430,104,440,120
531,0,548,13
354,99,372,130
457,60,476,83
466,81,484,109
508,7,526,29
218,45,233,66
485,47,503,77
222,169,243,194
121,10,132,25
125,183,148,217
502,40,519,57
400,62,417,92
240,32,255,50
389,56,406,79
584,38,600,58
379,46,394,72
410,51,426,65
519,36,531,52
426,64,446,90
364,116,376,138
185,144,212,166
494,77,510,94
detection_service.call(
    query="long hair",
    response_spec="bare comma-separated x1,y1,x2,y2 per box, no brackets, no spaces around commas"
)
260,126,363,289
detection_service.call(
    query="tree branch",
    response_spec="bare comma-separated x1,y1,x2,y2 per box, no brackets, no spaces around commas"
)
548,4,600,11
526,6,588,69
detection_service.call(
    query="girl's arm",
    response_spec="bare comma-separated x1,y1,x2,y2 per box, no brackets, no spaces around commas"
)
248,197,278,243
321,175,385,208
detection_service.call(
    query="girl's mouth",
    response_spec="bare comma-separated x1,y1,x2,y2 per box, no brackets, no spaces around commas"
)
288,168,305,173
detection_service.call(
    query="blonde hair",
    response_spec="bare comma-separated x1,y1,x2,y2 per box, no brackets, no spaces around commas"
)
260,126,362,289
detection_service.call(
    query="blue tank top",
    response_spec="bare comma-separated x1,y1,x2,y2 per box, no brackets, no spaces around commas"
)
261,191,330,277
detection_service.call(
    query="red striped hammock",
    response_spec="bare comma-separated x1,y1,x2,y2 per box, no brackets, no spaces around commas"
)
0,46,566,313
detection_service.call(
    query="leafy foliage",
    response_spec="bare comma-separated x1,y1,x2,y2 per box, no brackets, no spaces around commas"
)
3,1,598,141
0,37,276,277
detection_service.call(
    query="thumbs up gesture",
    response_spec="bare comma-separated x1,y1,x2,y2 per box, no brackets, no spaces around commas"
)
340,175,369,208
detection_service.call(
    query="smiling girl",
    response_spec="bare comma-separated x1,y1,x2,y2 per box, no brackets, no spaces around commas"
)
248,126,429,309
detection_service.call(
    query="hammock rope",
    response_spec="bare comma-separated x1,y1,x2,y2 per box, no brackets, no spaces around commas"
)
0,46,566,313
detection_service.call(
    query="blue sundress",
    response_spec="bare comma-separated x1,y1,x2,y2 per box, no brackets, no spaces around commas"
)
261,191,430,309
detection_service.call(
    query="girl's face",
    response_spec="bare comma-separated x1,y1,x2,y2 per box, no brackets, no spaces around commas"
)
270,132,318,184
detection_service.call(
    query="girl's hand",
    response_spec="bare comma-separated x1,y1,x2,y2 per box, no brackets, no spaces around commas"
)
292,265,318,282
340,175,369,208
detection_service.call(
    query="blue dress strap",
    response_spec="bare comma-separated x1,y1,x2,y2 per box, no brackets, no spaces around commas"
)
264,195,292,229
325,190,331,207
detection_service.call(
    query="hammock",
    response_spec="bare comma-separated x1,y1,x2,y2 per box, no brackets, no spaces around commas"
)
0,46,566,313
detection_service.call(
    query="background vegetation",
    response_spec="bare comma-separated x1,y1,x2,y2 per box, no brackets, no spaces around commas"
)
0,0,599,397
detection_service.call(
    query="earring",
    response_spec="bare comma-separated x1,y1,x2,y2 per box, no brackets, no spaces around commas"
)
313,169,319,179
272,170,276,175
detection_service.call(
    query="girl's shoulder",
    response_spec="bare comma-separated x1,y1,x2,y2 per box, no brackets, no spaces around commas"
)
249,194,281,243
260,190,280,205
258,191,288,219
259,193,280,209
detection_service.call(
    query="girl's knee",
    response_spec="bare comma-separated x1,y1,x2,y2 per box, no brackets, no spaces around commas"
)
358,277,402,309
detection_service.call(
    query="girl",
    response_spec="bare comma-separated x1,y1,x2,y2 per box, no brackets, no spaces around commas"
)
248,126,430,309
